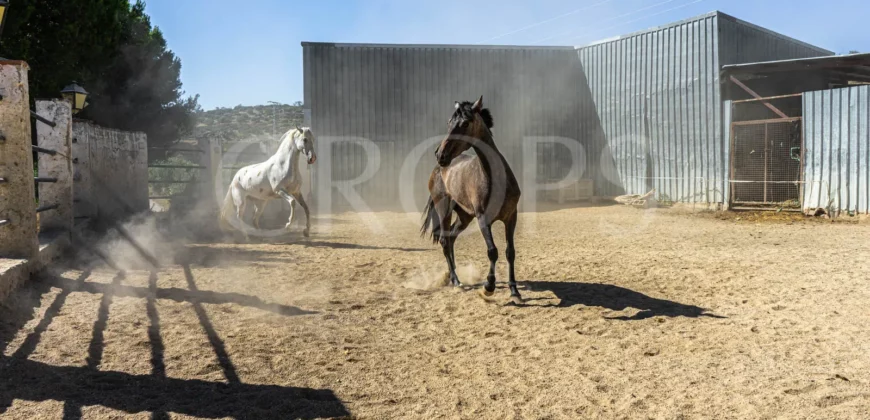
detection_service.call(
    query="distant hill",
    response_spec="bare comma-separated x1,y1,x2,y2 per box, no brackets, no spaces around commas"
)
194,102,305,144
150,103,306,201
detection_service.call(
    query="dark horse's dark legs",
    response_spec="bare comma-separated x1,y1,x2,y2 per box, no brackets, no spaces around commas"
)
478,217,498,295
445,209,473,285
505,212,521,302
437,200,461,286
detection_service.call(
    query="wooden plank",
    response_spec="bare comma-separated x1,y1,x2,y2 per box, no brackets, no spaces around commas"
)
731,117,802,126
731,93,802,104
729,75,790,118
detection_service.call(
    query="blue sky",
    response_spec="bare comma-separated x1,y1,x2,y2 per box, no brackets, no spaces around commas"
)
144,0,870,110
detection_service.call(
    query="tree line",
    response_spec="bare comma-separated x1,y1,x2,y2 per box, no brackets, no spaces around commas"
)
1,0,199,156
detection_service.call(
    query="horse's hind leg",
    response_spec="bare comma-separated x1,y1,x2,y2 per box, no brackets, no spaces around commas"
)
445,208,473,286
251,199,267,230
505,212,521,303
435,198,461,286
236,197,250,242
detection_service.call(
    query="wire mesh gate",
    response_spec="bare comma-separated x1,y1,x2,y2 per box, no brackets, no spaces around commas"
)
730,117,804,209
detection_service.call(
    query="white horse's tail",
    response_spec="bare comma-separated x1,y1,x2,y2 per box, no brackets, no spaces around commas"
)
219,184,235,232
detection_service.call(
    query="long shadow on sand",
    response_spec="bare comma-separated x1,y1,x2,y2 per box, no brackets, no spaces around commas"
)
0,268,345,419
211,232,428,252
39,273,317,317
177,245,299,266
522,280,724,320
0,357,349,419
285,239,429,252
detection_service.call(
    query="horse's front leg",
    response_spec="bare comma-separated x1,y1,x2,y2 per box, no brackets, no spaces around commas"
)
505,212,521,304
276,191,296,231
477,217,498,296
292,192,312,237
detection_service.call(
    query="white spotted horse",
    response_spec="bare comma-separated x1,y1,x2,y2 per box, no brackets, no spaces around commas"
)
220,126,317,239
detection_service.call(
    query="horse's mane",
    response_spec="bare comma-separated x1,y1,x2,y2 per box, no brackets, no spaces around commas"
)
455,101,493,129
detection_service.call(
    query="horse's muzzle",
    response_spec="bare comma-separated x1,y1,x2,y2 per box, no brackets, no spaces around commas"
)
307,152,317,165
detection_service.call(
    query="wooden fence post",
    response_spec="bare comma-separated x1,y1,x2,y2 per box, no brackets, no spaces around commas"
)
35,99,73,235
0,60,38,259
198,136,223,212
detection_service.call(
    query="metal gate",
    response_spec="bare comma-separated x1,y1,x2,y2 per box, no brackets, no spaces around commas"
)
730,117,803,208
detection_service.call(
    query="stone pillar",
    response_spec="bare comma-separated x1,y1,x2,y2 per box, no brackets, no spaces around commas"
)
36,100,73,234
0,61,38,258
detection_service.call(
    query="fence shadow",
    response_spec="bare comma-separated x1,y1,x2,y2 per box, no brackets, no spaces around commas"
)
38,273,318,317
0,267,342,418
289,240,429,252
521,280,724,320
0,357,349,419
176,245,298,266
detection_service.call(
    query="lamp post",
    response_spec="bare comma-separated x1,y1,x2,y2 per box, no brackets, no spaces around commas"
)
0,0,9,60
0,0,9,40
61,82,89,114
267,101,282,136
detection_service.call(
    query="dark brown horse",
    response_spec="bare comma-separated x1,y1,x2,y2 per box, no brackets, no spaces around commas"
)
420,96,523,303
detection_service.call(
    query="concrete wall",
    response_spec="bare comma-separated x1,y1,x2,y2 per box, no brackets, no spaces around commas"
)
73,120,148,222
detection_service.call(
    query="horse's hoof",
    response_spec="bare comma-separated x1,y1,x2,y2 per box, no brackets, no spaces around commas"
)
478,288,497,301
482,288,494,297
284,223,293,231
509,295,523,305
302,229,310,238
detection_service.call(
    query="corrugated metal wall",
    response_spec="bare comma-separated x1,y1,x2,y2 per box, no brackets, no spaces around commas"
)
303,43,589,210
576,13,725,203
803,86,870,214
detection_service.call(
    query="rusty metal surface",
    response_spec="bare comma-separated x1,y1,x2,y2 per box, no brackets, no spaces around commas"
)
729,118,803,207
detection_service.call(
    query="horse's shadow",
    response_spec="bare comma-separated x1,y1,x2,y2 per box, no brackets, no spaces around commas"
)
517,280,724,320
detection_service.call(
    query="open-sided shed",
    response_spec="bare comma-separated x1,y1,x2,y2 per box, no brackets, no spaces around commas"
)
722,53,870,214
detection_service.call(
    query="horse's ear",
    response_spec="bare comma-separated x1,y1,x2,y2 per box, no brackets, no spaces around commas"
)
472,95,483,112
454,101,460,110
295,124,301,132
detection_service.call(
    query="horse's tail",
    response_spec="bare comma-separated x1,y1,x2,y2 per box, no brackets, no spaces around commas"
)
420,196,441,245
218,184,235,232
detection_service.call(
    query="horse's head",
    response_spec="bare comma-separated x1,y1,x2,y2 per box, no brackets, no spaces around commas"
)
435,95,493,167
294,125,317,165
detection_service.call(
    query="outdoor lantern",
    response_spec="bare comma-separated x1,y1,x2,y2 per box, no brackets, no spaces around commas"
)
0,1,8,39
61,82,89,114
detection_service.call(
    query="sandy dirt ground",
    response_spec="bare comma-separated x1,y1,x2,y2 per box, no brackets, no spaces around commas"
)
2,205,870,419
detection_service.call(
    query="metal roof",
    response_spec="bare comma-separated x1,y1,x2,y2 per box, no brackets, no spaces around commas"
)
302,11,832,56
722,52,870,82
300,41,574,51
577,11,832,55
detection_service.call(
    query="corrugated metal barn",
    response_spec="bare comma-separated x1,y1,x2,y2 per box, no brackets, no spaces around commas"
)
303,10,870,214
302,43,586,210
